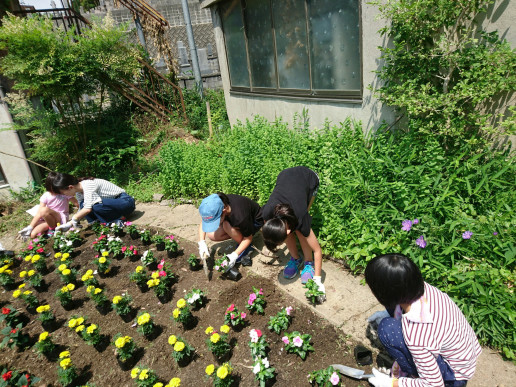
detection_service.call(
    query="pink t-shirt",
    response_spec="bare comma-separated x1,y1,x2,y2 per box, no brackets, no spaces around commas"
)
40,191,72,224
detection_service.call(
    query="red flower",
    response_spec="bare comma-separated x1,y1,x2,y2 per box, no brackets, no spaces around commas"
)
255,329,262,337
2,371,12,381
226,304,235,312
37,248,44,253
2,307,11,315
10,328,16,334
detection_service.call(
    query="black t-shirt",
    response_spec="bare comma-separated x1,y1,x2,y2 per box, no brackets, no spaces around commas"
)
226,194,264,237
261,166,319,237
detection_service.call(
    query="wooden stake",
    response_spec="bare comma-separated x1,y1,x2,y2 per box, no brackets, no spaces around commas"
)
206,101,213,138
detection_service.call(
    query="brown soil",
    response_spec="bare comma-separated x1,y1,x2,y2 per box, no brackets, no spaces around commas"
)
0,226,367,386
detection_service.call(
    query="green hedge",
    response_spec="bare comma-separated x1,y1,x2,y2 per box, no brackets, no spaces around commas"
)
157,116,516,357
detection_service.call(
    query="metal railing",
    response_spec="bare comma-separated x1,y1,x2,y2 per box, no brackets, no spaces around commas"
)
12,8,90,35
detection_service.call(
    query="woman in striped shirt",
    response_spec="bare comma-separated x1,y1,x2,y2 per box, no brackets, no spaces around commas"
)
50,173,135,230
365,254,481,387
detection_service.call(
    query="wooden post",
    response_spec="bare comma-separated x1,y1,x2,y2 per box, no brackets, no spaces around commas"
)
206,101,213,138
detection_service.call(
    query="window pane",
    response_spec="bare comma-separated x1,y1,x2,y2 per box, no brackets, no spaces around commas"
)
272,0,310,90
220,0,250,87
245,0,277,88
309,0,361,91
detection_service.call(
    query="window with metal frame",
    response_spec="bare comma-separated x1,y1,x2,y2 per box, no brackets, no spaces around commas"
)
219,0,361,99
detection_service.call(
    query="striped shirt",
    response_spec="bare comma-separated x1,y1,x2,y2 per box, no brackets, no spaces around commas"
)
76,179,125,209
399,283,482,387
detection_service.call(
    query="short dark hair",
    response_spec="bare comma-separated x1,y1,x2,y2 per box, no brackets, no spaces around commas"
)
262,204,298,252
217,192,230,207
365,254,424,309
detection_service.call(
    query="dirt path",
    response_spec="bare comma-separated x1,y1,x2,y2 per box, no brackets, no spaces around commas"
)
1,202,514,386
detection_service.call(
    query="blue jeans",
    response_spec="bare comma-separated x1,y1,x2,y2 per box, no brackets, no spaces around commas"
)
80,193,135,224
378,318,467,387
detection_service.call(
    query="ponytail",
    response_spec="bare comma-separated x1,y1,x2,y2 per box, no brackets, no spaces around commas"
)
262,204,298,252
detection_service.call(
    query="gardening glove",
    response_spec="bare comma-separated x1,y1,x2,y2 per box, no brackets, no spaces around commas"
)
367,310,391,326
368,368,394,387
225,251,239,270
313,276,326,302
18,225,33,237
198,240,210,259
56,218,81,232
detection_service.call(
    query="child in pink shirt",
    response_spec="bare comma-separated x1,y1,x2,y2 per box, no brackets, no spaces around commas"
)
18,173,78,239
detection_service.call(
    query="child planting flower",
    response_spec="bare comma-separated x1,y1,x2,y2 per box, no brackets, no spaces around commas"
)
205,325,231,359
281,331,314,360
308,366,342,386
248,328,268,360
113,334,136,362
168,335,194,366
55,283,75,308
223,304,246,328
172,298,193,328
205,362,234,387
34,331,55,356
93,252,111,276
57,351,78,386
136,312,155,337
129,265,148,288
112,294,132,316
268,306,293,334
130,366,159,387
252,357,275,387
81,269,99,287
185,288,205,309
246,287,266,314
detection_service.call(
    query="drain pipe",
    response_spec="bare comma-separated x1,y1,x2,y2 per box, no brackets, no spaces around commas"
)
181,0,203,97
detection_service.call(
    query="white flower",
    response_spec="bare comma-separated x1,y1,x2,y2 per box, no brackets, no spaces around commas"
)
214,266,219,271
66,241,73,246
187,293,200,304
262,357,269,368
249,329,259,343
253,363,261,374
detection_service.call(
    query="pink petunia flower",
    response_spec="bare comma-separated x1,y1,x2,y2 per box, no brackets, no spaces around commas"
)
125,221,132,226
158,270,166,277
281,336,289,344
121,247,127,252
330,372,340,385
285,306,293,316
227,304,235,312
230,313,235,320
241,312,246,319
293,336,303,347
258,288,263,295
248,293,257,305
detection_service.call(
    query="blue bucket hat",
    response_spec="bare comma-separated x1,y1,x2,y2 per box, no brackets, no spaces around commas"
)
199,194,224,233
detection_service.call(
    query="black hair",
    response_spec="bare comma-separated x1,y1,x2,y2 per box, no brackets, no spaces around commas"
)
48,172,94,194
217,192,230,207
364,253,424,309
262,204,298,252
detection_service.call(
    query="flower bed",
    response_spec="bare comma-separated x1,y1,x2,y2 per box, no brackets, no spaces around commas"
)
0,226,365,386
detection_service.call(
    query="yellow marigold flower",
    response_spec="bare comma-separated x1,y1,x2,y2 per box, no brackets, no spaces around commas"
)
76,317,84,325
94,288,102,295
86,324,97,334
60,285,69,293
168,335,177,345
210,333,220,344
62,253,70,259
32,255,40,262
19,271,27,278
54,252,62,258
135,266,143,273
39,332,49,342
85,269,93,276
168,378,181,387
23,290,32,295
60,358,72,370
59,350,70,358
139,369,149,380
205,326,214,335
12,290,21,298
151,271,159,279
27,270,35,276
99,257,107,264
68,319,77,328
176,298,186,308
86,285,94,293
24,256,32,262
131,368,140,379
76,325,85,332
60,257,67,262
220,325,230,334
67,283,75,291
102,251,109,257
112,296,122,304
115,337,128,348
58,264,67,272
18,283,26,289
81,273,91,282
217,365,229,380
0,266,4,274
147,279,157,288
37,304,50,313
4,270,12,275
205,364,215,376
172,308,180,319
154,384,164,387
62,269,71,276
173,341,185,352
137,313,150,325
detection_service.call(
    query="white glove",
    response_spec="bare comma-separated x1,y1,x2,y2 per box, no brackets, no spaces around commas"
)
198,240,210,259
56,218,81,232
226,251,239,270
18,225,33,237
313,276,326,302
367,310,391,326
369,368,394,387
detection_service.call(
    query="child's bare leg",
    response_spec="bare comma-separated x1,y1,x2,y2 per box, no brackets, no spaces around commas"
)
206,225,231,242
31,223,49,238
40,207,61,228
284,232,300,259
222,221,243,244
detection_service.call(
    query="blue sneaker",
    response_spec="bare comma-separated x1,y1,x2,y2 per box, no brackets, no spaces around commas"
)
236,245,254,263
300,262,315,284
283,257,303,279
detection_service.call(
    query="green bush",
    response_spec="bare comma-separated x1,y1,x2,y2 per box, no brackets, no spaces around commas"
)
157,116,516,356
